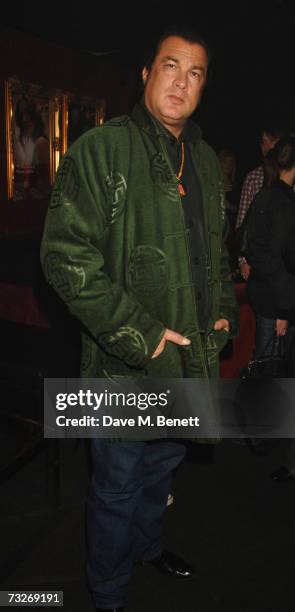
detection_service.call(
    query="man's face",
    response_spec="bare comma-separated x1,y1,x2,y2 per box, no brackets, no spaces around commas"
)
261,132,279,157
142,36,208,138
220,154,235,176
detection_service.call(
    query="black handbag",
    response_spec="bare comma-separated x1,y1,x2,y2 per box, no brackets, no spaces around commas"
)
236,333,288,454
241,332,287,379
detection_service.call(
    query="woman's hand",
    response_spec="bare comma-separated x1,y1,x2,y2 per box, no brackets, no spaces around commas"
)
276,319,288,336
214,318,230,332
240,260,251,281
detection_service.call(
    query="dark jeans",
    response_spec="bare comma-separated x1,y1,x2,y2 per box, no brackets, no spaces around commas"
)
254,315,282,359
255,315,295,361
86,439,185,609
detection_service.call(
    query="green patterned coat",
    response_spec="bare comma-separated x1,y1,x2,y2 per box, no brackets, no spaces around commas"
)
41,103,238,381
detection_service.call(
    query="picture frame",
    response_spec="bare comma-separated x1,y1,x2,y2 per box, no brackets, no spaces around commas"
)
49,93,67,181
65,95,106,149
5,78,66,202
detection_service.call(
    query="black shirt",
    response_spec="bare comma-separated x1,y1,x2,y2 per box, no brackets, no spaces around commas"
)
148,112,210,331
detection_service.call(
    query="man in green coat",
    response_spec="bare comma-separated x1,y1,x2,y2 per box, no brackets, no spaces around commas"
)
41,28,238,612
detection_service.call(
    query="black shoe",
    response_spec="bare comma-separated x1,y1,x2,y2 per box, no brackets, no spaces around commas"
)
271,466,295,482
143,550,195,579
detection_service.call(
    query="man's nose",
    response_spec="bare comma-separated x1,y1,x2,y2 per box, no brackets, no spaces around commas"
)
174,72,187,89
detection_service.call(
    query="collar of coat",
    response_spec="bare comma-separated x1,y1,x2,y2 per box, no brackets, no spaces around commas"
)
131,100,202,145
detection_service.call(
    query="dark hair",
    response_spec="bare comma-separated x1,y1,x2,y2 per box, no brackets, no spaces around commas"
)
261,124,285,141
142,27,211,72
263,148,279,187
218,148,236,162
276,136,295,170
264,136,295,186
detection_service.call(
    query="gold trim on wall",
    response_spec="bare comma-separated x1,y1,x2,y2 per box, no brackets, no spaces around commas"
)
5,80,14,200
61,94,68,156
49,93,68,179
49,95,64,182
96,99,106,126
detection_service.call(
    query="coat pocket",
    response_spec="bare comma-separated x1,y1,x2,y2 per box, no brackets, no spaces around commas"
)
145,341,183,378
101,353,145,380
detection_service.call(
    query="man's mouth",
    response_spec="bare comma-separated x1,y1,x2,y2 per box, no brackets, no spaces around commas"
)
167,94,184,104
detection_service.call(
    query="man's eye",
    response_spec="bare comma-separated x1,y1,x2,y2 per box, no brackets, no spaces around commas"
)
191,71,202,79
166,63,177,69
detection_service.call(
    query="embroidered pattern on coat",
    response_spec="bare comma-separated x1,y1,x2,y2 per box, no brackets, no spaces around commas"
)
50,157,79,208
128,246,168,296
44,252,86,302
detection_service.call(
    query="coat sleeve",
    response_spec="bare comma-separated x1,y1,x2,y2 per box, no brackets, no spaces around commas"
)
246,191,295,314
40,131,165,369
198,142,239,338
217,162,239,336
267,206,295,313
219,216,240,336
235,171,255,229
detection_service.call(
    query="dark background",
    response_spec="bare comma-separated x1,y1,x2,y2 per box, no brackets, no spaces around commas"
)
2,0,295,176
1,5,295,610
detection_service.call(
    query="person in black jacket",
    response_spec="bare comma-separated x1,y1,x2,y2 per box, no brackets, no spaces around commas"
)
246,137,295,358
245,137,295,479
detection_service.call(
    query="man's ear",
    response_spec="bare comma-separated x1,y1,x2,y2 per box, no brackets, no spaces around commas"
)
142,67,149,85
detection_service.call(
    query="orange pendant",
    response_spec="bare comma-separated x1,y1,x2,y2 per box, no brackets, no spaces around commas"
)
178,182,186,198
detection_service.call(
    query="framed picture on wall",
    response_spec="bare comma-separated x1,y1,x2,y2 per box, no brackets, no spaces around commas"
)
5,78,66,202
65,95,106,149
